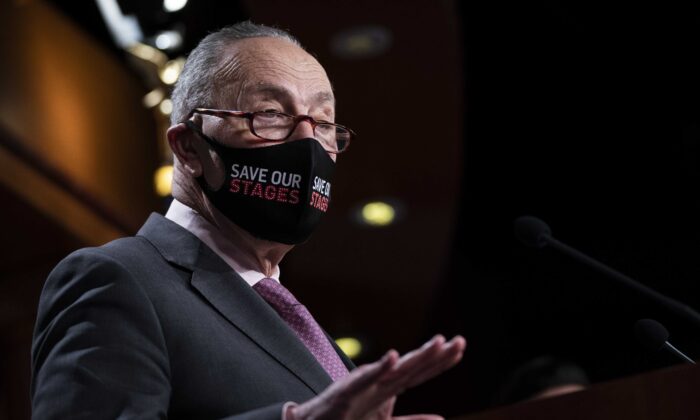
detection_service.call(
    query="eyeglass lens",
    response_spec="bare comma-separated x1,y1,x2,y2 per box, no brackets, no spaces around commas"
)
252,113,350,152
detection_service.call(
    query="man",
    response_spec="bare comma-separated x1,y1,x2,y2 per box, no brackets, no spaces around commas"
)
31,22,466,419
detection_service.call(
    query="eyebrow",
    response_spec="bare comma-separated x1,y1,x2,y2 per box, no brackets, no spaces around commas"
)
246,83,336,107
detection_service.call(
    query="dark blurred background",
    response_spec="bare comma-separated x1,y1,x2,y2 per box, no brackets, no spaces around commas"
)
1,1,699,419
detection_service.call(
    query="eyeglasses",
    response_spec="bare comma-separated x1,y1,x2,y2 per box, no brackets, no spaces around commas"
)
186,108,355,154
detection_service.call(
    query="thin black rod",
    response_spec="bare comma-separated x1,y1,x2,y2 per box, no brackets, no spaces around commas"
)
544,235,700,329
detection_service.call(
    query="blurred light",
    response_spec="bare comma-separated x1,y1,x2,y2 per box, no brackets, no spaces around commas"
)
95,0,143,48
159,58,185,85
154,165,174,196
143,88,165,108
159,99,173,116
360,201,396,226
163,0,188,13
127,42,167,67
155,30,183,51
335,337,362,359
330,25,392,59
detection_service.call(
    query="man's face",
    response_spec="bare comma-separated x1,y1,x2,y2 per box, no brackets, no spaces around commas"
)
197,37,336,152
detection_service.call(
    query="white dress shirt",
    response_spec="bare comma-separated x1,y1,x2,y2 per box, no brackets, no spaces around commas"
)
165,199,280,286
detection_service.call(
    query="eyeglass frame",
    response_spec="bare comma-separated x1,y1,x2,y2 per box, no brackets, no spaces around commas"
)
184,107,356,154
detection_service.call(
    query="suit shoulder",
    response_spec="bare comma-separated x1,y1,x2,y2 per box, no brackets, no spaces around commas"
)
50,235,164,279
41,236,153,307
64,235,156,264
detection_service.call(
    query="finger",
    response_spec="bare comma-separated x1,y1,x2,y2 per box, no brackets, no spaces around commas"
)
401,335,446,363
378,335,447,384
384,336,466,394
332,349,398,397
352,336,464,410
349,337,449,410
382,335,445,381
404,336,465,384
401,337,466,389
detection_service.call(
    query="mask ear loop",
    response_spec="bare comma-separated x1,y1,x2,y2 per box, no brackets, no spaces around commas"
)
184,120,227,151
183,120,227,192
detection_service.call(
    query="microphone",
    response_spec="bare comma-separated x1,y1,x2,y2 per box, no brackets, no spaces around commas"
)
634,318,695,364
514,216,700,329
513,215,550,249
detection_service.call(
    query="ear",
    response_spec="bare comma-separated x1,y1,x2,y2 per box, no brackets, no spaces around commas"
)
167,123,203,177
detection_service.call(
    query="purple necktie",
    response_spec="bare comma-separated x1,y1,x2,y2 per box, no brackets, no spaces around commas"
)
253,278,349,381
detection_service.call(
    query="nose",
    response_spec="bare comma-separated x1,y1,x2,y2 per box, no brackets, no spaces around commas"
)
288,118,316,141
287,116,336,160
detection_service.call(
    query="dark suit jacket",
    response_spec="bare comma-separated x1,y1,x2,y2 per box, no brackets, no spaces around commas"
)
31,213,354,419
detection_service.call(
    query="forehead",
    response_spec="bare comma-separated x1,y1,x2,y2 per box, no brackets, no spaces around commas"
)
216,37,334,108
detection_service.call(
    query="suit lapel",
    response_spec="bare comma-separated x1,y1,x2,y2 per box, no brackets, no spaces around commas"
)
138,213,333,394
190,268,333,394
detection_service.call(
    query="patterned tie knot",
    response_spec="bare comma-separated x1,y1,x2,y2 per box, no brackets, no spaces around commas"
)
253,277,300,309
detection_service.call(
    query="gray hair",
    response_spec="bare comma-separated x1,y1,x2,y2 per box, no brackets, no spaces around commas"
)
170,21,302,125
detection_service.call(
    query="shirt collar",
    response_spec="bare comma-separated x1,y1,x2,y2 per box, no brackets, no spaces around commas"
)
164,199,280,286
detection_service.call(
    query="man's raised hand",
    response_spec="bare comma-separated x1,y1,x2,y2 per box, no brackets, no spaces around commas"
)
288,335,466,420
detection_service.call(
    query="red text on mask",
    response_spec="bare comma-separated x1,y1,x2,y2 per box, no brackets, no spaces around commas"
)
309,192,329,212
230,179,300,204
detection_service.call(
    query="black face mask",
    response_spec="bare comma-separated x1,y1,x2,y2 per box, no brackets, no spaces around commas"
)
186,121,335,245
